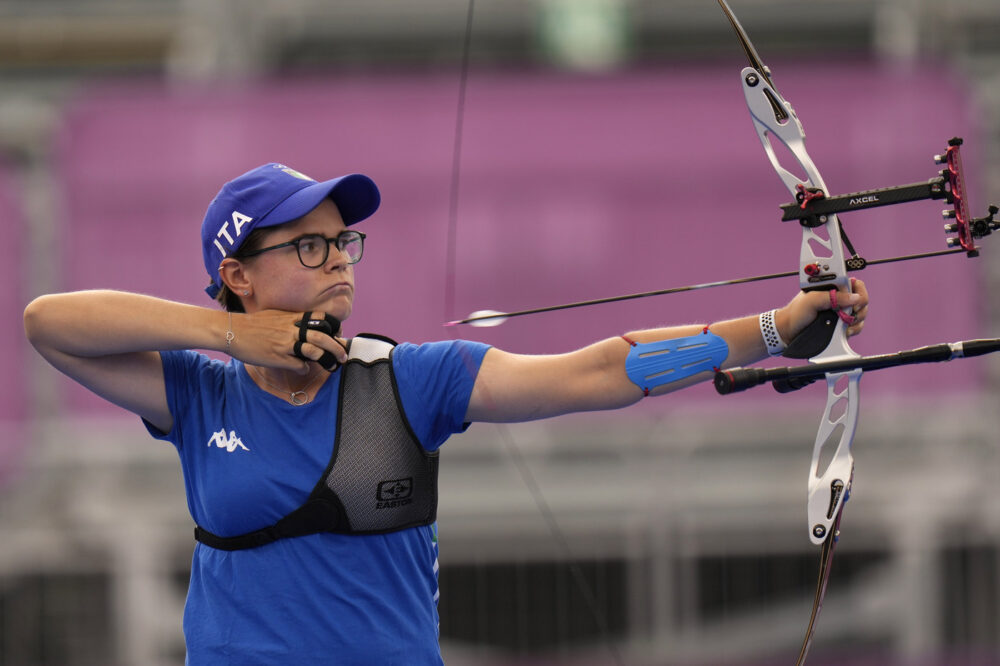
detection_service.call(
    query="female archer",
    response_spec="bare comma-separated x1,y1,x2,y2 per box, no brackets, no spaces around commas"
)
23,163,868,665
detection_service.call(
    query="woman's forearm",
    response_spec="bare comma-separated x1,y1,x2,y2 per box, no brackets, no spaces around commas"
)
24,290,226,358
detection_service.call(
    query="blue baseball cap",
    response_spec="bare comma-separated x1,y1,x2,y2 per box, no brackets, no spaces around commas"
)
201,163,380,299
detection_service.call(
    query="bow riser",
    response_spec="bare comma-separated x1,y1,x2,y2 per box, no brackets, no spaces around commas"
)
738,65,862,546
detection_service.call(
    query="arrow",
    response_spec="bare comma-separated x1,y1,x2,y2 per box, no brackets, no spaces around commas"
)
445,247,971,327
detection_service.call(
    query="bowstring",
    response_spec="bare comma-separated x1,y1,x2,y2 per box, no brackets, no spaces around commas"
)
443,2,624,663
443,0,475,324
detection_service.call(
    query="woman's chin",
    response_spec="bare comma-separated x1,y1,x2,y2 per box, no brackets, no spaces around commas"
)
317,296,352,322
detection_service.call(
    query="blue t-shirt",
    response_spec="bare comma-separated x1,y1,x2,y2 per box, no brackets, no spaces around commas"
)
145,339,490,665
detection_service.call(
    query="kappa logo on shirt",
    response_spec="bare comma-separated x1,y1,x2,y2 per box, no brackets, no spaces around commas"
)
207,428,250,453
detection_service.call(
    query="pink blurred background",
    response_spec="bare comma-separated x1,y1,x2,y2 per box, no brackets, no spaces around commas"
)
6,60,986,469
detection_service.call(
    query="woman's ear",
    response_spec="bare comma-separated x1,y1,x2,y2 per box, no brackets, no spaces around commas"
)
219,258,252,297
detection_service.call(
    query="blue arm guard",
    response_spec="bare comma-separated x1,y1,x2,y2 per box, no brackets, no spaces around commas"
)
624,329,730,395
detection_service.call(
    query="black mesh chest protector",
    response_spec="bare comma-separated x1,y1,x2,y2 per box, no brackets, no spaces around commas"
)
194,334,439,551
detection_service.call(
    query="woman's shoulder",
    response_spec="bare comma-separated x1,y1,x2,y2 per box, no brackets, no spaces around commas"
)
389,338,491,383
391,338,491,359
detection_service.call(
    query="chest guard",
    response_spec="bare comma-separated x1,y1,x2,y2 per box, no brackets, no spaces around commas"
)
194,334,439,550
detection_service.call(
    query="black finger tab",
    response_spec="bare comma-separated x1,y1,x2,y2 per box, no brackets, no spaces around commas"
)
294,311,341,338
292,311,314,361
293,311,344,371
316,350,339,372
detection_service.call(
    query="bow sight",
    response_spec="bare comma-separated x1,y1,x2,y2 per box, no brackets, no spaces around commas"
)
781,137,998,271
713,136,1000,375
716,136,1000,396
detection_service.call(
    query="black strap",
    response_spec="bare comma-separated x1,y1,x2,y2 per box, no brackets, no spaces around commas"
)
194,497,347,551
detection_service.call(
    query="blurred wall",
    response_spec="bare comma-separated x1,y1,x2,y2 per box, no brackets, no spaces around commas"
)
45,62,985,420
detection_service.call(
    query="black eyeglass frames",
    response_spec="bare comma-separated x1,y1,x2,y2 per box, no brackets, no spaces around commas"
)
240,230,366,268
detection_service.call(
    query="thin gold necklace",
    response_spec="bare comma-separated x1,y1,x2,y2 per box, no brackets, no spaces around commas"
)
249,365,324,406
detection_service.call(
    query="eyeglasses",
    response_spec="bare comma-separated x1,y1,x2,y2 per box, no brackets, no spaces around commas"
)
241,230,366,268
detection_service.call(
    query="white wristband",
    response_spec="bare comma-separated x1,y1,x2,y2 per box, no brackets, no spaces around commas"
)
759,309,786,357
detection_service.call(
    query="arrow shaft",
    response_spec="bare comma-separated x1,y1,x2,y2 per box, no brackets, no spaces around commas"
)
451,245,970,326
449,268,799,325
